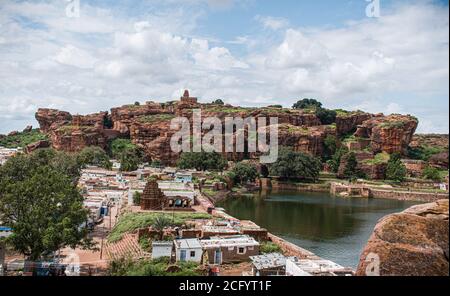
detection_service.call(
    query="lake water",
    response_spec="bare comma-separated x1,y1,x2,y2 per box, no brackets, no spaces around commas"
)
218,191,420,268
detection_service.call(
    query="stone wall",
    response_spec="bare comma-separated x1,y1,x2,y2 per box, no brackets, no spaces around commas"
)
369,188,448,203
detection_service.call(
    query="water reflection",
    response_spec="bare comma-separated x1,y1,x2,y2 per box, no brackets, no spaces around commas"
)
218,190,420,268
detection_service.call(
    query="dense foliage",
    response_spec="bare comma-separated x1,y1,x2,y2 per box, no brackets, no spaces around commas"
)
292,98,322,110
422,166,442,182
323,135,337,161
76,146,112,169
407,145,447,161
342,152,359,179
212,99,224,105
0,150,92,260
315,108,337,125
0,129,48,148
269,147,321,181
327,147,348,173
229,162,258,184
385,153,407,182
132,191,141,206
177,151,227,171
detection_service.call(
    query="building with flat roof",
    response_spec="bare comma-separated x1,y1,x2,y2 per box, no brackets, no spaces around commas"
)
200,235,259,265
174,238,203,263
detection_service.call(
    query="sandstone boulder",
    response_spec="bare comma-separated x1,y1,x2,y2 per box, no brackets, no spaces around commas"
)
356,199,449,276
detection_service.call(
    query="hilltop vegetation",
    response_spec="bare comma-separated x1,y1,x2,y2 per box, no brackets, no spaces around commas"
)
0,129,48,148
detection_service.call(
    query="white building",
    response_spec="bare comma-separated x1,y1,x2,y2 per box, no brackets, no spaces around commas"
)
151,241,173,260
286,258,348,276
174,238,203,263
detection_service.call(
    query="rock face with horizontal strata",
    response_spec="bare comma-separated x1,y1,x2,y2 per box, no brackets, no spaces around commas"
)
34,91,425,165
356,199,449,276
355,114,418,155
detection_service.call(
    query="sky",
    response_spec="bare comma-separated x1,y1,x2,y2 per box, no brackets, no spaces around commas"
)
0,0,448,134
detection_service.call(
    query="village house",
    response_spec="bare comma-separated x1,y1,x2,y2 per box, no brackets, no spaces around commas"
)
151,241,173,260
285,258,352,276
200,235,260,265
250,253,292,276
174,238,203,263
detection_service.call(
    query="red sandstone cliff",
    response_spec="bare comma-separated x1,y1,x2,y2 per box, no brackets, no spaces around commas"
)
34,92,426,166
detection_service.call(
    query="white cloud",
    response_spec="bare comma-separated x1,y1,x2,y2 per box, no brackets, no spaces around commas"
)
0,1,447,134
255,15,289,30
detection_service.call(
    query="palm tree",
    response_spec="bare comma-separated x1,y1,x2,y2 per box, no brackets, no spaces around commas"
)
152,215,171,240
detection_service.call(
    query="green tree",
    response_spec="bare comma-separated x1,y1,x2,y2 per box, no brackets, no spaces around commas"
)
152,215,171,240
292,99,322,110
343,152,358,179
327,147,348,173
77,146,112,170
177,151,227,171
120,149,140,172
0,157,92,261
212,99,224,105
315,108,337,125
133,191,142,206
323,135,337,160
109,138,139,159
269,147,321,181
385,152,407,182
231,163,258,184
422,166,442,182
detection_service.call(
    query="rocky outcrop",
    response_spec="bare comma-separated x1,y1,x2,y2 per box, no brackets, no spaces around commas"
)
26,140,50,153
356,199,449,276
35,108,72,133
278,124,337,156
51,126,107,152
410,134,449,150
354,114,418,155
33,91,424,166
336,112,373,136
23,125,33,133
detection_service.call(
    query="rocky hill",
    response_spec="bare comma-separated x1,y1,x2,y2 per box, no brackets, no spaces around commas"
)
356,199,449,276
33,90,433,175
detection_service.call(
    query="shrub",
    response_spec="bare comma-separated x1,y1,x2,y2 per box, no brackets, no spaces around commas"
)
385,152,406,182
230,162,258,184
260,242,282,254
292,99,322,110
423,166,442,182
177,151,227,171
269,147,321,181
76,146,112,169
315,108,337,125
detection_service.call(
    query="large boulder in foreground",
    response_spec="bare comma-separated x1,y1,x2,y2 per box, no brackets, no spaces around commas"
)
356,199,449,276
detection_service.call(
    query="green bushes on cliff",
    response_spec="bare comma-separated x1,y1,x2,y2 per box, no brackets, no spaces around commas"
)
0,129,48,148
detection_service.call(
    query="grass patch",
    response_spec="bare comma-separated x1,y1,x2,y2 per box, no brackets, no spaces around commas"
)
137,114,176,124
0,129,48,148
260,241,283,254
364,152,390,165
108,212,211,243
